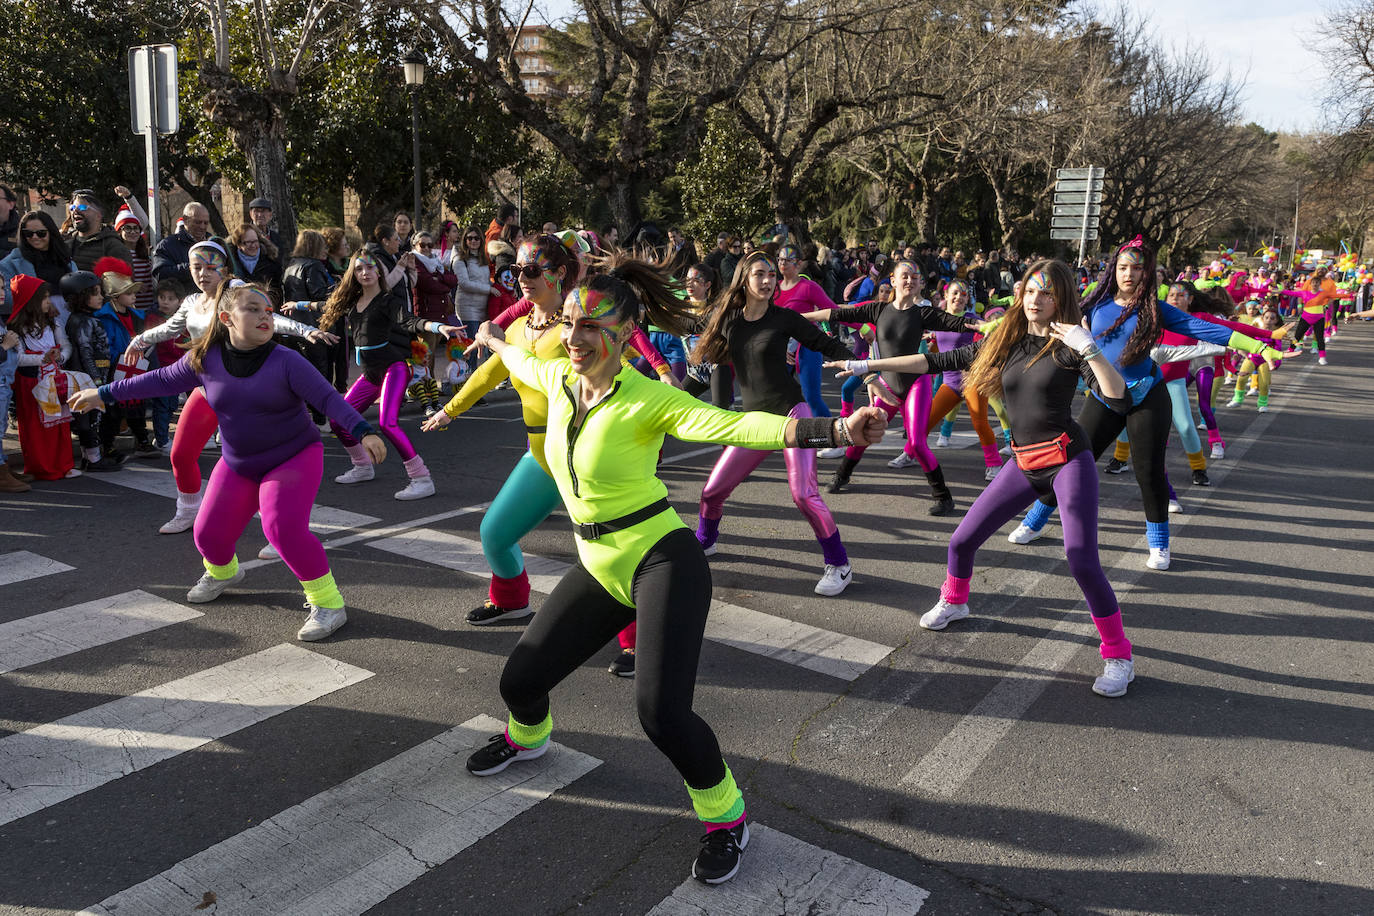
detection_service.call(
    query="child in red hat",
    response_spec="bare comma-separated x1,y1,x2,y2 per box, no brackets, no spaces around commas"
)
7,274,76,479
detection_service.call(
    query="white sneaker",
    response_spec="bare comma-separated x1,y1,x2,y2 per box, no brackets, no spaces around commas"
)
395,475,435,500
814,563,852,596
1007,524,1043,544
1318,357,1328,365
1167,499,1182,514
999,442,1013,457
984,465,1000,481
1256,405,1268,413
701,541,718,557
1209,444,1224,460
920,598,970,630
887,452,920,469
297,604,347,641
1146,547,1171,570
159,508,197,534
1092,657,1134,697
64,468,83,479
187,567,245,603
817,446,847,459
258,543,280,561
934,434,951,448
334,464,374,484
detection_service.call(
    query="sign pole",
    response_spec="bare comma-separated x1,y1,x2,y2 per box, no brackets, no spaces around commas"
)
142,49,162,247
1077,166,1097,267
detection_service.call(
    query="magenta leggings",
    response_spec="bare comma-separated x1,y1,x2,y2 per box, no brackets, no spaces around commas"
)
332,361,417,460
194,442,330,582
844,375,938,471
699,402,838,540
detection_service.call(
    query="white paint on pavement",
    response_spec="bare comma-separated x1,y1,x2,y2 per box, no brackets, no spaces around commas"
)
0,590,202,674
0,550,74,588
0,644,372,827
369,529,894,681
79,714,600,916
899,360,1316,795
100,464,380,535
646,823,929,915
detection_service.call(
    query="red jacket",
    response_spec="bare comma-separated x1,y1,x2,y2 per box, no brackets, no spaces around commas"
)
413,260,458,321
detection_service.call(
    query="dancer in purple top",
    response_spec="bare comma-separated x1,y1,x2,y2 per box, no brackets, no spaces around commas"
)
71,282,386,641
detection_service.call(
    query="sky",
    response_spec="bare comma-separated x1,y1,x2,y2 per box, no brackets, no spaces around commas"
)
529,0,1332,133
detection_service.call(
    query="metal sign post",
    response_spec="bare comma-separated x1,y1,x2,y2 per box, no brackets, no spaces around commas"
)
1050,166,1104,265
128,44,179,246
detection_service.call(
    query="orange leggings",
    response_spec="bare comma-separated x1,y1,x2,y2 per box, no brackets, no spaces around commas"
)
925,385,998,448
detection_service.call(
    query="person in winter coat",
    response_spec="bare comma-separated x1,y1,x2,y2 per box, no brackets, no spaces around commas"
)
62,271,120,471
410,230,458,415
93,258,159,459
450,224,496,364
152,202,212,286
7,274,76,480
229,224,284,303
283,230,345,421
62,190,133,273
1,211,78,319
365,224,415,309
0,185,19,257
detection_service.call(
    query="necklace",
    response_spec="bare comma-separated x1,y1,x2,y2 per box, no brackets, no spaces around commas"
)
526,308,562,331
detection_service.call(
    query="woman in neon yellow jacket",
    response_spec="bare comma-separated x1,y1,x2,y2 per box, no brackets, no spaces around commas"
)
463,253,886,886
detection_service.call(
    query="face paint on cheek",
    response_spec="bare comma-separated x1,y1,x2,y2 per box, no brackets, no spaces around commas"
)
597,327,616,359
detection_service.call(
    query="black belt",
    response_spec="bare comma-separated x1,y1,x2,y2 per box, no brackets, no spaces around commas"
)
573,498,670,540
525,424,547,435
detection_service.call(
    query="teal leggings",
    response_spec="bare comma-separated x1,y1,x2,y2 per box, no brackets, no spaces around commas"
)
1165,378,1202,454
481,452,563,579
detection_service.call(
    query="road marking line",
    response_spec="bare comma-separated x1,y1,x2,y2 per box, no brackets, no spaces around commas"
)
0,590,201,674
0,644,372,827
898,360,1316,795
659,445,721,465
369,528,893,681
99,465,380,534
646,822,930,915
0,550,74,588
79,714,600,916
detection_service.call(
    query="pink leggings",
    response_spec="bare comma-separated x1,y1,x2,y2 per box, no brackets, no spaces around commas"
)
844,375,938,472
699,402,838,540
194,442,330,582
332,361,417,460
170,388,220,494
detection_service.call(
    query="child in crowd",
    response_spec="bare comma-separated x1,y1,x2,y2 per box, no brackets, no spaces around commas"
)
143,279,187,452
0,305,27,492
7,275,76,480
93,257,159,459
61,270,119,470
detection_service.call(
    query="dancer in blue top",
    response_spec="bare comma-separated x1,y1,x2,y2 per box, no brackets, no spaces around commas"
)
1004,236,1280,570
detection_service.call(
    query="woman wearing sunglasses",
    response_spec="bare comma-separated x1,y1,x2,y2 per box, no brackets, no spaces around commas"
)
449,224,498,365
1,211,77,321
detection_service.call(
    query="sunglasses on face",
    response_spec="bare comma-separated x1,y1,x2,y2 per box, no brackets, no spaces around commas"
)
21,228,48,239
68,203,92,213
465,235,480,242
516,263,548,279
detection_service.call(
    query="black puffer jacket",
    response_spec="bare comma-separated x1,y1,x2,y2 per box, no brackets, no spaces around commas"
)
65,311,112,382
283,257,336,327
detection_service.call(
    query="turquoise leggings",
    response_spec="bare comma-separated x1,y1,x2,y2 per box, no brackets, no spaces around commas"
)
481,452,563,579
1165,378,1202,454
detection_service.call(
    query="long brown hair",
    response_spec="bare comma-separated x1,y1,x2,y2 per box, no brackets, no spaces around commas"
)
570,251,695,337
691,250,776,365
319,254,391,332
1083,236,1159,367
964,259,1083,399
187,281,272,371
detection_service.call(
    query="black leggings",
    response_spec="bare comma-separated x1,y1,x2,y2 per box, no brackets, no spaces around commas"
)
500,527,726,790
100,402,149,450
1291,312,1326,352
1036,382,1172,523
684,364,735,410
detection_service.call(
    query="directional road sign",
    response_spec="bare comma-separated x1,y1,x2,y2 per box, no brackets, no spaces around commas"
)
1056,167,1095,180
1053,203,1101,218
129,44,178,136
1050,228,1099,241
1053,191,1103,206
1055,178,1104,193
1051,216,1099,229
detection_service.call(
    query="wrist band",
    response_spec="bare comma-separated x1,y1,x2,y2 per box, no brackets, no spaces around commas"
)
848,359,869,374
833,417,854,447
793,416,835,449
1079,346,1102,362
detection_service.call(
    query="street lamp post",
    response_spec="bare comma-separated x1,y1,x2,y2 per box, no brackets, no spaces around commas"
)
402,49,426,231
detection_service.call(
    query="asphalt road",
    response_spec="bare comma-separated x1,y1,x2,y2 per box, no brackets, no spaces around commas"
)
1,327,1371,915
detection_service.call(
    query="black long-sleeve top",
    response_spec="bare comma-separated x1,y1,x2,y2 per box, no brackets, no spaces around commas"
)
830,300,969,398
346,288,430,379
725,305,854,415
926,335,1128,458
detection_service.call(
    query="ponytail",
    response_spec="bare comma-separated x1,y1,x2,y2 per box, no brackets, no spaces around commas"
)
577,251,695,337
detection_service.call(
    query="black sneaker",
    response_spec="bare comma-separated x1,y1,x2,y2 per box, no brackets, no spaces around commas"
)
692,821,750,884
826,469,851,494
927,495,955,516
465,732,548,776
80,455,123,472
133,441,163,459
466,601,534,626
1104,458,1128,474
608,649,635,678
1191,469,1211,487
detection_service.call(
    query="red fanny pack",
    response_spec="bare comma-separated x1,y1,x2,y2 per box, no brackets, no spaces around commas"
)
1010,432,1071,471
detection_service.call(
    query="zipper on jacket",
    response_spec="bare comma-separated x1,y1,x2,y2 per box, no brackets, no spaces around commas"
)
561,376,621,498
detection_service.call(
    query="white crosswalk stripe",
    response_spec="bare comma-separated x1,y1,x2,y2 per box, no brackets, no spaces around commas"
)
0,589,201,674
79,714,600,916
0,550,74,587
99,464,381,534
368,527,894,681
648,823,930,915
0,644,372,827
